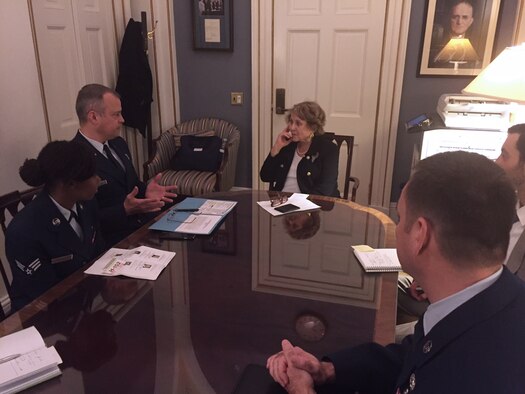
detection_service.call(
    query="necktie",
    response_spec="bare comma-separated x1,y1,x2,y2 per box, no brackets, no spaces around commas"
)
68,208,84,241
68,209,79,224
103,144,123,171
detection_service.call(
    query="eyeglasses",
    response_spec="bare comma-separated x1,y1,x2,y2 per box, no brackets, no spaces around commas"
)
270,193,288,207
166,210,198,223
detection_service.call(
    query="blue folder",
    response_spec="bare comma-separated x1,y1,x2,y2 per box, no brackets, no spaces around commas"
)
149,198,235,235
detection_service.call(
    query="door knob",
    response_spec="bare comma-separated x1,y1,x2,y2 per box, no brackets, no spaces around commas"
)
275,88,290,114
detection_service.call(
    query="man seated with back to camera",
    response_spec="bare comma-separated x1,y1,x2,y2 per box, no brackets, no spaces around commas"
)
73,84,177,246
260,101,340,197
399,123,525,320
267,151,525,393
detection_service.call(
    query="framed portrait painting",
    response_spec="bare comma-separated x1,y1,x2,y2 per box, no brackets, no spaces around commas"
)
191,0,233,51
419,0,500,76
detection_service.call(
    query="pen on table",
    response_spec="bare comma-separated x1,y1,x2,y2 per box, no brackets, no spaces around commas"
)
0,353,21,364
172,208,199,212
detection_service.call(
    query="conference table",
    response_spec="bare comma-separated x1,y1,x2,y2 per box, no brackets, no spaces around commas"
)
0,190,397,394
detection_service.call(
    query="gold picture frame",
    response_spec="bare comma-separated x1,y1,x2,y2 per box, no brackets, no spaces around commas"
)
419,0,500,76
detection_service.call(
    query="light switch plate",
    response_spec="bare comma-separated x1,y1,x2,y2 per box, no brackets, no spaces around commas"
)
231,92,243,105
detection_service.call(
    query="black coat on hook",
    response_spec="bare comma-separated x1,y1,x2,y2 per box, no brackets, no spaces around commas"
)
115,18,153,137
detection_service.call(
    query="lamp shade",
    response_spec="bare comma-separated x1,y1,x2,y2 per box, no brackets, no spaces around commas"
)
434,37,478,63
462,43,525,104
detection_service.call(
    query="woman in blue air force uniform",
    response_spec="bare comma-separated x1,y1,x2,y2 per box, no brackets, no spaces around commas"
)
260,101,340,197
6,140,105,311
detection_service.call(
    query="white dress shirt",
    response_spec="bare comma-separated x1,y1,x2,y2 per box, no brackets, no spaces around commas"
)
78,129,124,168
423,267,502,335
49,195,83,240
282,150,302,193
505,204,525,265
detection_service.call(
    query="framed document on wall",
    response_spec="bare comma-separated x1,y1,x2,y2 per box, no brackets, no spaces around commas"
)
192,0,233,51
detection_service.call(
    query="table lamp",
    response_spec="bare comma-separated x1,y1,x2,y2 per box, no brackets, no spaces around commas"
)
463,43,525,124
434,37,479,72
463,43,525,103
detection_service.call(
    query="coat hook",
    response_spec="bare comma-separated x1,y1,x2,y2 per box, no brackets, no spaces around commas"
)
147,20,158,40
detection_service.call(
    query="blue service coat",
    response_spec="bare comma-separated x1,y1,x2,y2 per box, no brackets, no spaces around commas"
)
325,267,525,393
6,192,104,311
73,132,154,246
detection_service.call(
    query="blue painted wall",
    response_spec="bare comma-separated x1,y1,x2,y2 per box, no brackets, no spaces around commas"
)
173,0,252,187
390,0,518,201
173,0,517,194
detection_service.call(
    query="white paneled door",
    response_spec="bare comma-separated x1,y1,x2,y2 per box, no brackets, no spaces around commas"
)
31,0,117,141
272,0,388,204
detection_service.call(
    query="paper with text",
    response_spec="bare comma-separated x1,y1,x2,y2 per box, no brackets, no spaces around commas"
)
0,326,62,393
149,198,237,235
257,193,321,216
353,247,402,272
84,246,175,280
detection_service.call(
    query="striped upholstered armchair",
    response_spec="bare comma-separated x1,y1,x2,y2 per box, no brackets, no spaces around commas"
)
143,118,240,196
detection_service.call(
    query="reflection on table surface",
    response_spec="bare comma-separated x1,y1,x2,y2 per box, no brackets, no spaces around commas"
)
0,191,397,394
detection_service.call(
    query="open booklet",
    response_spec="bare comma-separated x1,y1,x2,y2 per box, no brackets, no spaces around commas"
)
149,197,237,235
257,193,321,216
84,245,175,280
352,245,402,272
0,326,62,394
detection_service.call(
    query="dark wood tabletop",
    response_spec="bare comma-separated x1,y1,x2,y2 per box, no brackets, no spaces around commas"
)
0,191,397,394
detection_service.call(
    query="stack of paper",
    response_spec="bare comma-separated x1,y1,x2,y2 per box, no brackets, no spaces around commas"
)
0,326,62,394
84,245,175,280
257,193,321,216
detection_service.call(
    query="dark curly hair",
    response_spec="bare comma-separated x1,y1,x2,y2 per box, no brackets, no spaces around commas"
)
19,140,96,189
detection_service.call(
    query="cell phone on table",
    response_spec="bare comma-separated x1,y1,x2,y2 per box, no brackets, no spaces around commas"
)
274,203,300,213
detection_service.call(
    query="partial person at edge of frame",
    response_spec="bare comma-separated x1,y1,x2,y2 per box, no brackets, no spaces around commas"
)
260,101,340,197
6,140,105,312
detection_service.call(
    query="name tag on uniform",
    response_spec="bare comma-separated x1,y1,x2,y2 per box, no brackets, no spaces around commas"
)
51,254,74,264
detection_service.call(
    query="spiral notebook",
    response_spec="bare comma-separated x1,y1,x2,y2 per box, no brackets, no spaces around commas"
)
0,326,62,394
353,245,402,272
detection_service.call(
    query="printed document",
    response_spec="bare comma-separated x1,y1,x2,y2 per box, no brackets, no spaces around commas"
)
0,326,62,394
84,245,175,280
257,193,321,216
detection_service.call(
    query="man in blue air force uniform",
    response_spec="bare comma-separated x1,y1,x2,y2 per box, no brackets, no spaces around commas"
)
72,84,177,246
267,151,525,394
